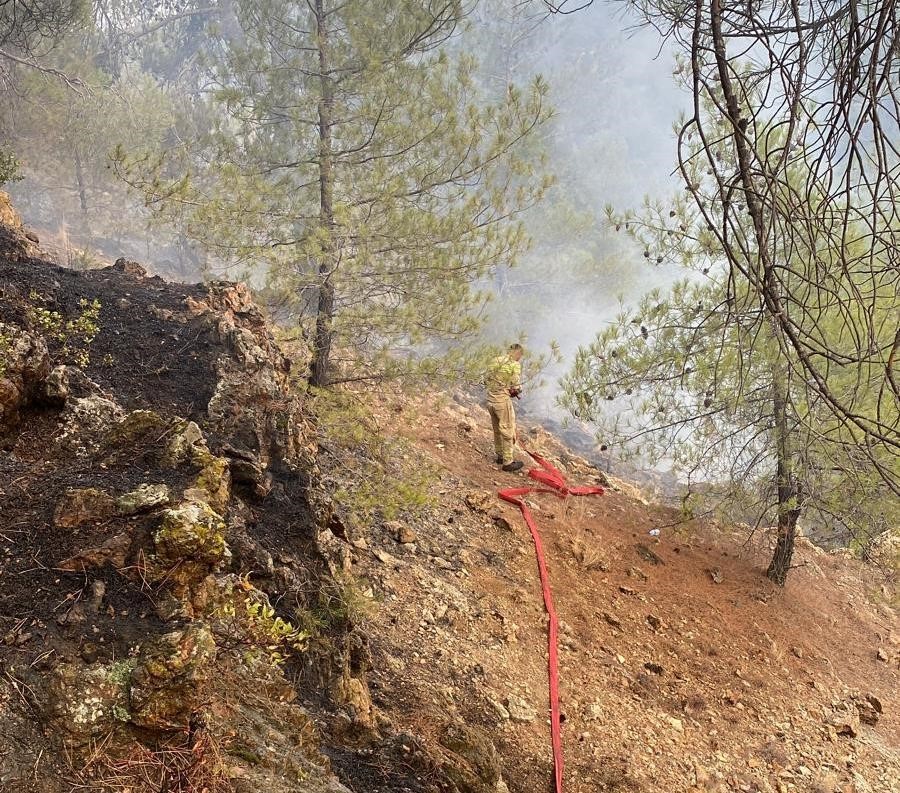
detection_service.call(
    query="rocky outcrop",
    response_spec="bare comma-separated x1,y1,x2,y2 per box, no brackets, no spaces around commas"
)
0,323,50,429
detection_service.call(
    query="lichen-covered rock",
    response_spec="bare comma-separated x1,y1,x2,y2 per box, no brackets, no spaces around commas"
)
190,281,308,470
438,721,501,793
0,323,50,429
128,625,216,729
105,409,168,449
116,483,171,515
57,395,125,455
43,660,134,744
53,487,116,528
185,448,231,513
154,501,228,567
162,419,206,466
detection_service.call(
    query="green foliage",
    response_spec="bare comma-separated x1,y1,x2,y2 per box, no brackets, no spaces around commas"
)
562,165,899,550
294,571,377,644
27,291,101,367
117,0,552,386
0,146,22,186
312,388,439,525
215,578,309,667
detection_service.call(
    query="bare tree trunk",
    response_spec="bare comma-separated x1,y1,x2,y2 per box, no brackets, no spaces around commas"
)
73,147,88,217
767,363,801,586
309,0,336,388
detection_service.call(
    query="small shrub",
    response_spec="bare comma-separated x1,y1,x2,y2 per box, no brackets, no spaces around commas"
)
0,146,22,186
27,290,101,367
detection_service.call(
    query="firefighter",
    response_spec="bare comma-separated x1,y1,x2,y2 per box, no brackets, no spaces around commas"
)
486,343,524,472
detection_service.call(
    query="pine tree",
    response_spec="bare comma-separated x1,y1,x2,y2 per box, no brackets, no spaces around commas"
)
561,118,898,585
120,0,551,386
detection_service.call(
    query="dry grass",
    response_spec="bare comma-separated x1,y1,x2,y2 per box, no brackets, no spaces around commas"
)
66,730,231,793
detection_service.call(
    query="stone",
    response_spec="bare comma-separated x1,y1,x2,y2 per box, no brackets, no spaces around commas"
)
603,612,622,629
43,660,134,744
111,257,147,277
856,693,882,726
386,521,418,544
830,706,860,737
105,409,168,449
163,420,206,466
57,531,132,571
57,396,125,455
505,694,537,723
42,365,69,407
647,614,663,631
875,648,888,662
373,549,401,567
0,324,50,430
668,716,685,733
635,543,664,565
53,488,116,528
129,625,216,729
584,703,604,721
488,698,510,721
154,502,228,567
465,491,494,514
116,483,171,515
439,721,501,793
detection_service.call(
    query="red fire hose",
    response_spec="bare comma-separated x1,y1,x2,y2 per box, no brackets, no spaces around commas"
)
498,449,604,793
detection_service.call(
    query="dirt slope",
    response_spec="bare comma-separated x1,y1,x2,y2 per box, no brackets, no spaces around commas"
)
341,392,899,793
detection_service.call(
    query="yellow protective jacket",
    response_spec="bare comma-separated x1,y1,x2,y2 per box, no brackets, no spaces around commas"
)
486,354,522,404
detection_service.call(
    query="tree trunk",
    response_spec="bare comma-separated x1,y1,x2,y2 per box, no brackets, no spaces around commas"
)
766,363,801,586
74,147,88,217
309,0,336,388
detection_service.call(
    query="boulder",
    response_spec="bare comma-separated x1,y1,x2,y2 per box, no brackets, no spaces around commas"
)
128,625,216,730
154,501,228,567
43,660,134,744
57,396,125,455
0,323,50,428
439,721,501,793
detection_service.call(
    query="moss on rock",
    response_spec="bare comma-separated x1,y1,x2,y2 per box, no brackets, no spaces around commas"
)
154,501,228,567
128,625,216,730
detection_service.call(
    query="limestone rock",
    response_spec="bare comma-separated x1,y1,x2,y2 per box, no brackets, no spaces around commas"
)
116,483,171,515
129,624,216,729
0,323,50,428
439,721,501,793
163,420,206,466
154,501,228,567
43,660,133,744
505,693,537,723
57,396,125,455
53,488,116,528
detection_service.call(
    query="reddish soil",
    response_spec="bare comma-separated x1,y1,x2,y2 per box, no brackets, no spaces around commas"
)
345,393,899,793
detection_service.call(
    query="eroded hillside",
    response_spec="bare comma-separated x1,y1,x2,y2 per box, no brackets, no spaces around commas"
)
1,193,898,793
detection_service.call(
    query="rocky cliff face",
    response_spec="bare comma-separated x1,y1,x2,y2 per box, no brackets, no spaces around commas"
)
0,195,420,793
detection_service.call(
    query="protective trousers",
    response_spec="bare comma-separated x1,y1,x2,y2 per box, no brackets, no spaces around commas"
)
488,398,516,465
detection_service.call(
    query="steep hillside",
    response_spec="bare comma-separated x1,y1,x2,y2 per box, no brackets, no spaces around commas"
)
342,393,898,792
1,193,897,793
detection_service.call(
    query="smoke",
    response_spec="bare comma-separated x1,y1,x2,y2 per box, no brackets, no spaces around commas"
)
468,4,688,424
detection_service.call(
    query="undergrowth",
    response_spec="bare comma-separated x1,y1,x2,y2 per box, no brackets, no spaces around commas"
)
310,387,439,528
